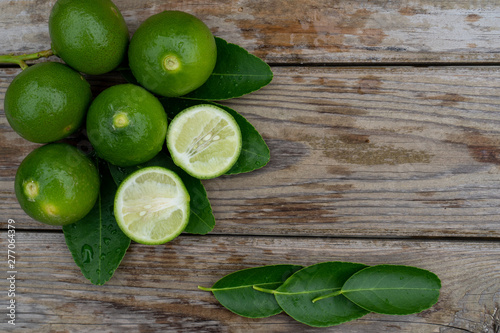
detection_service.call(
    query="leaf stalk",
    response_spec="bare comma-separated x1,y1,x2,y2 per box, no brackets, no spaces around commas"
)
0,49,54,70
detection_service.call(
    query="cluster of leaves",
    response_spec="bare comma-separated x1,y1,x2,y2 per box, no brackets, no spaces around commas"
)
199,262,441,327
62,37,273,285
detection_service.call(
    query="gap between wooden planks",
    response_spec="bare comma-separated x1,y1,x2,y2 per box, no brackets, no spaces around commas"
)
0,232,498,333
2,66,500,239
1,0,500,64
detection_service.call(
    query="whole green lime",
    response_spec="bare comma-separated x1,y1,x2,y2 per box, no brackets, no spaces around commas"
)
49,0,129,75
128,11,217,97
15,143,100,226
4,62,92,143
86,84,168,167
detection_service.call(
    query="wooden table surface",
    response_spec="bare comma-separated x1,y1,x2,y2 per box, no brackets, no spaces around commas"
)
1,1,500,332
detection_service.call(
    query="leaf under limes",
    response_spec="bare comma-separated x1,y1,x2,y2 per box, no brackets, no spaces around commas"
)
160,98,270,174
183,37,273,100
341,265,442,315
198,264,303,318
62,166,130,285
108,152,215,235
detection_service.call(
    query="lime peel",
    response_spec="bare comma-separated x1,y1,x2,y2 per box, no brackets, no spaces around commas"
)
23,180,39,201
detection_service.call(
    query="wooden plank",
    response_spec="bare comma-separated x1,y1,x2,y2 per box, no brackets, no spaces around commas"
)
3,66,500,238
1,0,500,64
1,232,498,332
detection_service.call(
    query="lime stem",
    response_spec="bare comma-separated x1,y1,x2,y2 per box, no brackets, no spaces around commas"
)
0,49,54,70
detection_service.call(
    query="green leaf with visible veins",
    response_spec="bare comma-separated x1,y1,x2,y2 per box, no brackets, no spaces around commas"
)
63,166,131,285
183,37,273,100
274,262,369,327
199,264,303,318
108,152,215,235
160,98,270,175
341,265,441,315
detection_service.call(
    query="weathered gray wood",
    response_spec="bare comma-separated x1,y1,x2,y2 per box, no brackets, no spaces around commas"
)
1,0,500,64
1,232,498,332
2,67,500,239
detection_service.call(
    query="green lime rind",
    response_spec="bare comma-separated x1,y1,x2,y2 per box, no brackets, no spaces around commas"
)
114,166,190,245
108,152,215,235
86,84,168,167
4,62,92,143
14,143,100,226
128,10,217,97
166,104,242,179
49,0,129,75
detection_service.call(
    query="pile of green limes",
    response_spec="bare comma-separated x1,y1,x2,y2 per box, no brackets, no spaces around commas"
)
5,0,243,244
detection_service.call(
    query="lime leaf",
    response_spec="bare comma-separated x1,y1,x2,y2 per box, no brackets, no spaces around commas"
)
108,152,215,235
183,37,273,100
62,165,130,285
274,262,369,327
341,265,442,315
199,265,303,318
160,98,270,174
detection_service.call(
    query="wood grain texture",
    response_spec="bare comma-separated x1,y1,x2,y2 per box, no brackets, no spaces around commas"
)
1,1,499,331
0,232,498,333
1,0,500,64
2,67,500,238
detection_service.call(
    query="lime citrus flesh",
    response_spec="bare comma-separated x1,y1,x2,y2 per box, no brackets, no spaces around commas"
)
128,10,217,97
167,104,242,179
4,62,92,143
86,84,168,167
114,167,190,245
15,143,100,226
49,0,129,75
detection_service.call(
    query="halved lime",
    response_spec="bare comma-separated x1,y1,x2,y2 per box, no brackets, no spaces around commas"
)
114,167,190,245
166,104,242,179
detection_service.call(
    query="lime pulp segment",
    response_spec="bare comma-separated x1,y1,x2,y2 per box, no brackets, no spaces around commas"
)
114,167,190,245
167,104,242,179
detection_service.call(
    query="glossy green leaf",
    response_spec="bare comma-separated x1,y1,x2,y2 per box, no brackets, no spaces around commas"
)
183,37,273,100
108,152,215,234
199,265,303,318
341,265,441,315
160,98,270,174
273,262,369,327
63,166,131,285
